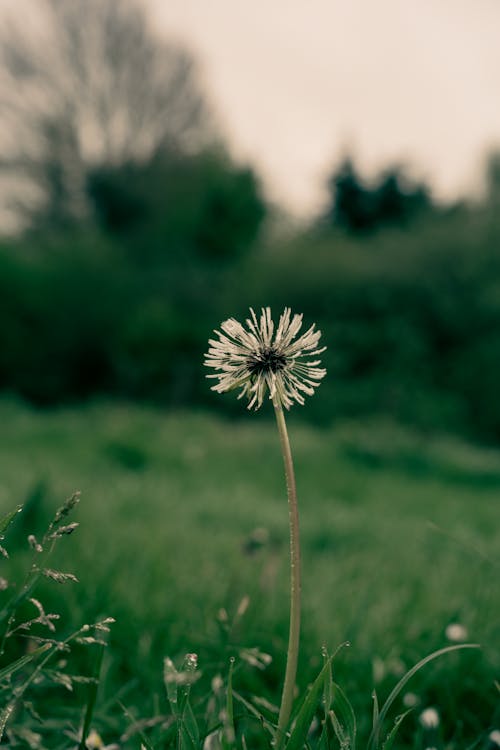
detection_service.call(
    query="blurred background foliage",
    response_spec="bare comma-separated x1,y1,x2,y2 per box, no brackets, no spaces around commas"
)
1,0,500,442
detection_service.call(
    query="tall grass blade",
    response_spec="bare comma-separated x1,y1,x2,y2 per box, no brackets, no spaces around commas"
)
222,657,236,749
179,655,201,749
78,640,106,750
164,657,179,718
367,643,479,750
118,701,157,750
232,691,277,738
318,654,334,748
0,643,55,742
380,708,413,750
164,656,200,749
179,700,200,750
0,505,22,536
371,691,379,734
285,654,333,750
329,710,347,748
329,682,356,749
0,643,51,682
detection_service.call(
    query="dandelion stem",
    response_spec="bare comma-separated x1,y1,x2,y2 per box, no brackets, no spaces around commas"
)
273,396,301,748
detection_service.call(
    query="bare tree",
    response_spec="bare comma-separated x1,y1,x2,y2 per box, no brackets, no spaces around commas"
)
0,0,214,229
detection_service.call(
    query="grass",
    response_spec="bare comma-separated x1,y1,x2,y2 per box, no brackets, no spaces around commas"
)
0,396,499,747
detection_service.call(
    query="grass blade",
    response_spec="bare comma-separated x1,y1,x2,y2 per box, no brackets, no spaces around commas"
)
0,505,22,536
118,701,157,750
0,643,56,742
0,643,51,682
164,657,179,718
367,643,480,750
285,655,333,750
232,691,277,738
179,700,200,750
330,682,356,749
371,690,379,734
380,708,413,750
222,656,236,749
318,654,334,748
78,640,106,750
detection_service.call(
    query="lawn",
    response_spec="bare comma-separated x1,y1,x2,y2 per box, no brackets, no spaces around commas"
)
1,397,498,747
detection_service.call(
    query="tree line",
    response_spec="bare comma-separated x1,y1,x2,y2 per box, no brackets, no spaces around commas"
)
1,0,500,442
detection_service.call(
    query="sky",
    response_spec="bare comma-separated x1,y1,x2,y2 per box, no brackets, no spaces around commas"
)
148,0,500,216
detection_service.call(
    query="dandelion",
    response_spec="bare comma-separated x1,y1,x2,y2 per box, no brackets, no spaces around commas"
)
489,730,500,747
205,306,326,749
445,622,468,642
419,707,440,728
402,691,420,707
83,730,119,750
204,307,326,410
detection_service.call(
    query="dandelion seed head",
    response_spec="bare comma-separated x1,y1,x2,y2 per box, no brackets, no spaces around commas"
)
402,691,419,708
419,707,440,728
489,730,500,747
85,730,102,749
445,622,468,642
204,307,326,410
247,346,287,376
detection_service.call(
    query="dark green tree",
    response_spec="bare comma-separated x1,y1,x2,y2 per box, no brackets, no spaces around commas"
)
325,157,432,234
326,158,375,232
87,150,266,264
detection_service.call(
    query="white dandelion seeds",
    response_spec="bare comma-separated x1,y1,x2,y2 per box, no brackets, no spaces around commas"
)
402,691,420,708
204,307,326,410
489,730,500,747
419,707,440,729
445,622,468,642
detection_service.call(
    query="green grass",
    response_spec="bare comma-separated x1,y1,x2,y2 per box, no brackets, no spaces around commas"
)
1,397,499,746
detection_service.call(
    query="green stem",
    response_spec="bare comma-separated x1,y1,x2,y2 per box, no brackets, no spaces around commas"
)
273,397,301,749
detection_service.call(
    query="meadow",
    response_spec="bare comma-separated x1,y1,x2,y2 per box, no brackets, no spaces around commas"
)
2,2,500,745
1,397,498,747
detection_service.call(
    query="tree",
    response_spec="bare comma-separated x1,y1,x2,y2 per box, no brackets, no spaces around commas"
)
326,158,376,233
325,157,432,234
87,149,266,263
0,0,214,230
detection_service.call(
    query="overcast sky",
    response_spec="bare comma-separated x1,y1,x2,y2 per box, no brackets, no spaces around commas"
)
148,0,500,216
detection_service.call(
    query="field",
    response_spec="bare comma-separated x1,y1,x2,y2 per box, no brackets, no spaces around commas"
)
1,397,499,747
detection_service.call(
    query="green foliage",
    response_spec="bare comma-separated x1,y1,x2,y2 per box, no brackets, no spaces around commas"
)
241,200,500,439
0,491,113,748
0,145,266,410
87,149,266,263
367,645,480,750
0,400,498,748
3,158,500,442
284,653,337,750
324,157,432,234
0,235,123,403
